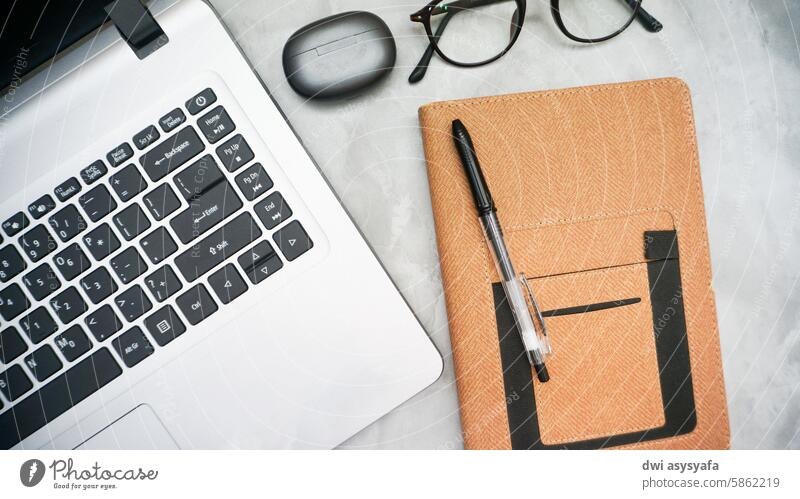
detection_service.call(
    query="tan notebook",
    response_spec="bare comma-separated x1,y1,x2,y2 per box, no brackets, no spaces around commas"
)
419,78,730,449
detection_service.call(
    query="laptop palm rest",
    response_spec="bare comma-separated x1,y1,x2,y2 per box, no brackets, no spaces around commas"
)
74,404,179,450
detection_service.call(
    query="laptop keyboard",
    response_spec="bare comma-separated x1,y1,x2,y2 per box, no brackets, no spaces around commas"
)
0,88,314,448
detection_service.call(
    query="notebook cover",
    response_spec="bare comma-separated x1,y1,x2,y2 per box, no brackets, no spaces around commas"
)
419,78,730,449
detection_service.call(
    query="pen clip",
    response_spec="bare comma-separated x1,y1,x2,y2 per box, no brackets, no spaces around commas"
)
519,273,551,356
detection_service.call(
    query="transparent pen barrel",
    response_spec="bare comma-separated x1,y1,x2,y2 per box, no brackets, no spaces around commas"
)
480,214,551,363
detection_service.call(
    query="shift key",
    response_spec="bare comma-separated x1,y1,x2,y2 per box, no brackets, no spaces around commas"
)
174,213,262,282
170,180,242,244
139,126,204,181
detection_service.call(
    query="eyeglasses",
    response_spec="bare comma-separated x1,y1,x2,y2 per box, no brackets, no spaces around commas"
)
409,0,663,83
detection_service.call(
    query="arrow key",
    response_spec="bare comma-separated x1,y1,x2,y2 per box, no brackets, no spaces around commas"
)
208,263,248,304
237,241,282,285
273,221,313,262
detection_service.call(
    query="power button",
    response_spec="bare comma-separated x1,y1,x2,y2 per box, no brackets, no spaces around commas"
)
186,88,217,115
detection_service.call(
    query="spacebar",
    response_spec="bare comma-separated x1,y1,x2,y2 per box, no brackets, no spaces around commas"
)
174,212,262,282
0,348,122,449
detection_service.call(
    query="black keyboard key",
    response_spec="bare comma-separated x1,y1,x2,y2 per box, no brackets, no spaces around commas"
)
54,177,82,202
27,194,56,219
0,245,26,282
24,345,62,382
215,134,254,172
19,307,58,343
208,264,248,304
109,164,148,202
85,305,122,342
238,241,283,285
0,365,32,401
0,284,30,321
22,263,61,301
48,205,87,242
235,163,273,201
80,267,118,304
110,247,148,285
254,191,292,230
170,180,242,244
144,265,183,302
172,154,224,200
186,88,216,115
19,225,57,262
133,125,161,150
274,221,313,261
176,284,218,325
2,212,30,237
144,305,186,346
107,142,133,167
0,327,28,364
80,160,107,184
174,212,262,282
115,285,152,322
79,184,117,222
198,106,235,144
139,126,204,182
83,223,120,261
49,286,88,324
112,326,154,367
113,203,151,241
53,243,91,281
142,184,181,221
0,348,121,450
159,108,186,132
54,325,92,362
140,227,177,264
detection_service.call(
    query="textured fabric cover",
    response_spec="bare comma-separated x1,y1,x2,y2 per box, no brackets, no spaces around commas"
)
418,78,730,449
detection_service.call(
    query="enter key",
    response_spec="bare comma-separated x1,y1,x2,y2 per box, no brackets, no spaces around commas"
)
170,180,242,244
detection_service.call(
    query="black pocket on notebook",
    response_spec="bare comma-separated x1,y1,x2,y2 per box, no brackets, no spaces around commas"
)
494,230,696,449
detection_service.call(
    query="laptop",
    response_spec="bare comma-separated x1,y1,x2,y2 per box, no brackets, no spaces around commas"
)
0,0,442,449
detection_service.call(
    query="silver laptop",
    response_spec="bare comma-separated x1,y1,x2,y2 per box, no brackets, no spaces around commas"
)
0,0,442,449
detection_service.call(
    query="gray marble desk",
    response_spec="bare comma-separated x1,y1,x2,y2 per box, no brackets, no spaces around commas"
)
209,0,800,449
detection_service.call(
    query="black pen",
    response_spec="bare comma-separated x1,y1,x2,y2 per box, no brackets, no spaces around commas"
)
452,119,551,382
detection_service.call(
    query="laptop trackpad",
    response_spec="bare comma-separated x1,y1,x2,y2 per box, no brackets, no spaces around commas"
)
75,404,179,450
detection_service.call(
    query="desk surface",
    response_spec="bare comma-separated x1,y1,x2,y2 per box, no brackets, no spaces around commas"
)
209,0,800,449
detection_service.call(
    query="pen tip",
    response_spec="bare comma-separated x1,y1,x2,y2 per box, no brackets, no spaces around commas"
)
452,119,464,132
534,362,550,383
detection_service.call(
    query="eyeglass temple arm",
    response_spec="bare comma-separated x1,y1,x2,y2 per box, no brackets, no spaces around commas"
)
622,0,663,32
429,0,505,16
409,10,456,83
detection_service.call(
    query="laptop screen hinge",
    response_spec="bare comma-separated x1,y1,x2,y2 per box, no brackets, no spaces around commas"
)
105,0,168,59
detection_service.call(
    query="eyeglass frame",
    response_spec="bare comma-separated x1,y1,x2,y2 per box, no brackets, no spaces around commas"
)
409,0,663,82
